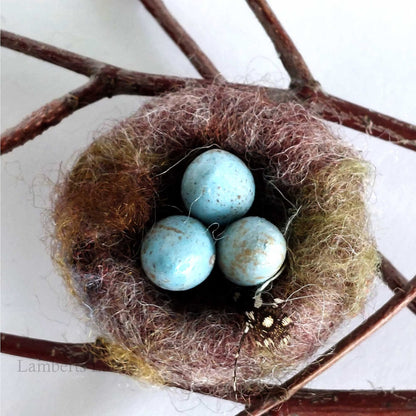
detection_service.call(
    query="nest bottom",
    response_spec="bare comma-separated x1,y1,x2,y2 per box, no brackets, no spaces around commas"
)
53,85,379,397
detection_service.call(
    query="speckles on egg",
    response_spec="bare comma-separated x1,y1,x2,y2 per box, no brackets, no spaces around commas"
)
217,216,287,286
140,215,215,291
181,149,255,225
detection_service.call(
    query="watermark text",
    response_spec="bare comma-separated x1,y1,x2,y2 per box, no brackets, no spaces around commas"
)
18,360,86,373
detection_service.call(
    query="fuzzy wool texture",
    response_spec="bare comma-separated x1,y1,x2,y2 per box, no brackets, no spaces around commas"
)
52,85,379,397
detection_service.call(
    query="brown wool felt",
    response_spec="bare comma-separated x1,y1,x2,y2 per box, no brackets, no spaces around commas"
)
52,85,379,397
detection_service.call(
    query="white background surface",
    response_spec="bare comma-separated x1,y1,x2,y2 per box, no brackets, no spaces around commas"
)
1,1,416,415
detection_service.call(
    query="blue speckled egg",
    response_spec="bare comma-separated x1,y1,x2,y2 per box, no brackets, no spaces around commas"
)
217,216,286,286
140,215,215,291
181,149,255,225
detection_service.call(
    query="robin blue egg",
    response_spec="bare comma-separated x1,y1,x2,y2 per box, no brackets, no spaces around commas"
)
140,215,215,291
218,216,286,286
181,149,255,225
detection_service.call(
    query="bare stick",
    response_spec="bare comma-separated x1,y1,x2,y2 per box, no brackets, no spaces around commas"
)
1,332,415,413
139,0,224,81
0,66,208,153
1,30,191,90
2,31,415,153
242,274,416,415
1,30,100,76
246,0,317,89
1,333,114,373
1,78,108,153
1,31,416,154
0,71,251,153
0,29,277,153
266,389,416,416
380,255,416,315
243,1,416,151
307,89,416,151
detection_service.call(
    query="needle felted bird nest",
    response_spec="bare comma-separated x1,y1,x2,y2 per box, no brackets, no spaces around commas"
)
52,84,379,397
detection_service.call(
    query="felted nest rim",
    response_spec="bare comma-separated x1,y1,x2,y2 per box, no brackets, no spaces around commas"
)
53,84,379,397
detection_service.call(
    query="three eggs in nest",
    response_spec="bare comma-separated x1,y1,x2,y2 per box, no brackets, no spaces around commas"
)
140,149,287,291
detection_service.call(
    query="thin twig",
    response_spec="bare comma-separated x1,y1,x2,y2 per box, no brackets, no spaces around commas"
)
1,30,277,153
1,78,107,153
0,30,198,93
243,1,416,151
3,30,415,155
1,333,415,413
0,62,195,154
1,30,100,76
305,89,416,151
246,0,317,89
380,255,416,315
139,0,224,81
265,389,416,416
241,274,416,416
0,333,114,373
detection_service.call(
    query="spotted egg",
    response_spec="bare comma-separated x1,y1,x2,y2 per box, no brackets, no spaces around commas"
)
181,149,255,225
217,216,286,286
140,215,215,291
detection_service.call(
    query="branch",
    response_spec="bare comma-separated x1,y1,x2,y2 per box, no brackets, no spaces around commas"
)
1,332,415,413
0,30,286,153
242,2,416,151
2,31,415,154
1,78,108,153
0,333,113,373
242,274,416,415
1,30,99,76
304,89,416,151
0,29,194,92
0,62,195,154
267,389,416,416
381,255,416,315
246,0,317,89
139,0,224,81
0,70,244,153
